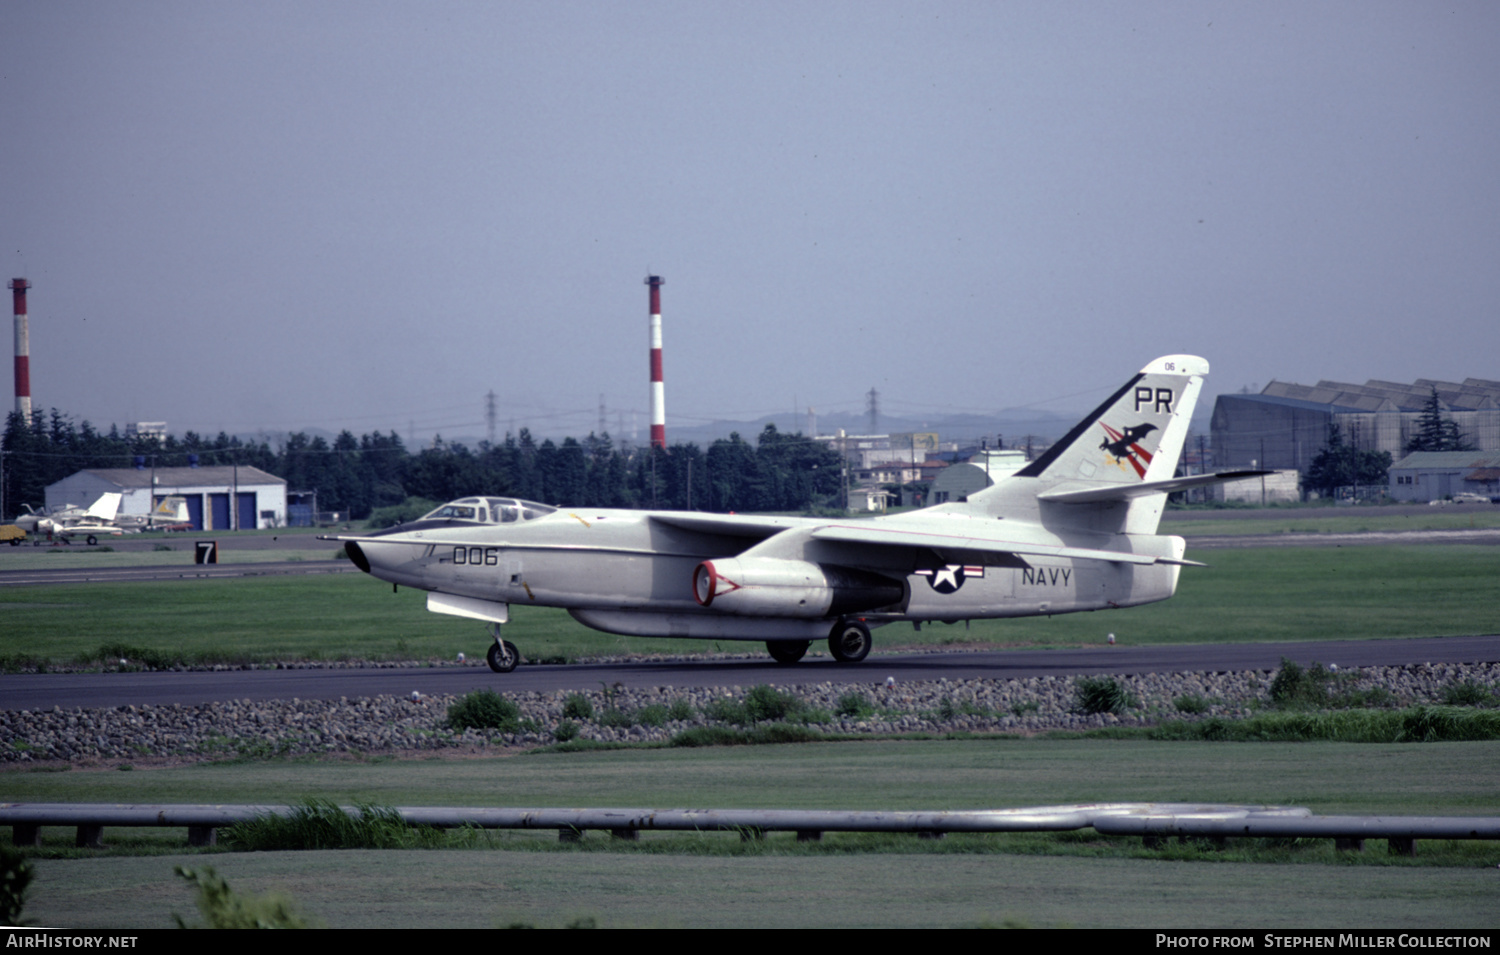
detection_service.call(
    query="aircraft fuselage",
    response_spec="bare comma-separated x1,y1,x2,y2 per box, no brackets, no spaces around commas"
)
347,504,1185,641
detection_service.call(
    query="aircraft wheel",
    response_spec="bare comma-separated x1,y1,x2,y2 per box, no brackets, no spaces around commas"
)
86,535,98,546
828,620,872,663
487,639,520,674
766,640,810,664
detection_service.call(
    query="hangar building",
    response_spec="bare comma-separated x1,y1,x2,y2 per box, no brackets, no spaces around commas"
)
1211,376,1500,472
46,466,288,530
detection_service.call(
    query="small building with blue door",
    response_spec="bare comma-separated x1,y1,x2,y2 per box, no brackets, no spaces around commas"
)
46,466,288,530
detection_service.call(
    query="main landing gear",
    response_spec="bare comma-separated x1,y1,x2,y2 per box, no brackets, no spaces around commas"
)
486,623,520,673
766,640,810,664
828,619,873,663
766,620,873,664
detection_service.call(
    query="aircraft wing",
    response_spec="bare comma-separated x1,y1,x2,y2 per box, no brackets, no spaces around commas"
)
808,522,1201,566
657,511,1204,566
647,512,823,540
1035,469,1274,505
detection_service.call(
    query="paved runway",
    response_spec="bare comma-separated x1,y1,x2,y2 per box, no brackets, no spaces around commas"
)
3,634,1495,710
0,560,357,586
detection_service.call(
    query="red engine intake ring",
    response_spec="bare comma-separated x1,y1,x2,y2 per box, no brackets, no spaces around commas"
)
693,560,739,607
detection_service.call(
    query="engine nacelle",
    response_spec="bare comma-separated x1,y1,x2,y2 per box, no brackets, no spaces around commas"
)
692,557,904,618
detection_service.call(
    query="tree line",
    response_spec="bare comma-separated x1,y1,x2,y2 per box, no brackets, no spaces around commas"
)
2,409,845,521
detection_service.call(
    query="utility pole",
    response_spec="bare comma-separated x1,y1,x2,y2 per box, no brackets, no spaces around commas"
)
840,429,849,512
1260,438,1267,506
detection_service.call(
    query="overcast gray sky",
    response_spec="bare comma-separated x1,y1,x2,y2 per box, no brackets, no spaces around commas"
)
4,1,1497,444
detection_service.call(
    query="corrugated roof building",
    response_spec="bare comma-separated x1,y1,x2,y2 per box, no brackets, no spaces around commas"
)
1212,376,1500,473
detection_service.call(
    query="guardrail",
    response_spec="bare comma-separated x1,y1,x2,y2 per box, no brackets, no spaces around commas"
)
6,802,1500,855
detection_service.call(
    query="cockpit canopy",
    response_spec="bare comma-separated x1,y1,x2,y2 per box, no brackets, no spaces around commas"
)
420,497,557,524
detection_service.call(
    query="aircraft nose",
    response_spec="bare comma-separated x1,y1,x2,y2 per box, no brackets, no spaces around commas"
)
345,541,371,573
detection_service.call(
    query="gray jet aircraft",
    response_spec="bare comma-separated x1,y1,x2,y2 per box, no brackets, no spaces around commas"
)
329,356,1266,672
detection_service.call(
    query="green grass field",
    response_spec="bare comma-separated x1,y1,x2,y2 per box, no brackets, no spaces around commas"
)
1164,506,1500,537
8,738,1498,813
2,543,1496,665
27,847,1495,929
11,740,1500,928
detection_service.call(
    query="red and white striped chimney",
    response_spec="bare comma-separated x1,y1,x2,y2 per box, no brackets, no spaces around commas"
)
10,278,31,419
646,275,665,449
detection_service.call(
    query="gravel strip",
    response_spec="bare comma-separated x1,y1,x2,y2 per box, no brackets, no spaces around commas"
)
2,662,1496,764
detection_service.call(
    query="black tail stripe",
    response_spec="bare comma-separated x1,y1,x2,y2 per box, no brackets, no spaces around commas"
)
1014,373,1145,478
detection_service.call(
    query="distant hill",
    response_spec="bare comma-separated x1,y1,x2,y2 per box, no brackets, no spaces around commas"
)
665,407,1078,449
235,406,1086,453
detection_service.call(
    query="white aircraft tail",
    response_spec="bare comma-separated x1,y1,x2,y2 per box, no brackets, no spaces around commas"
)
151,496,190,522
85,492,122,521
965,356,1215,534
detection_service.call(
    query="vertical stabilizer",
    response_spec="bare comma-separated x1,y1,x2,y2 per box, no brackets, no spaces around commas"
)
85,492,122,521
969,356,1209,533
1013,355,1207,486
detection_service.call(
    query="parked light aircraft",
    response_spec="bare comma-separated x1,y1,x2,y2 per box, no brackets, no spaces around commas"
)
17,493,126,545
329,356,1267,672
14,494,191,542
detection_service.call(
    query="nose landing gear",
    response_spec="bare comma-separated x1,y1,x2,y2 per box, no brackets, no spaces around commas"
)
486,623,520,673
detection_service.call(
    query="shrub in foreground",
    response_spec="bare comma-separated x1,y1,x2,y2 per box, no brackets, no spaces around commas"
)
447,689,521,732
173,865,320,929
2,844,33,926
224,799,447,851
1074,676,1137,715
744,684,803,722
1147,706,1500,743
1173,694,1211,714
1268,658,1332,709
1441,681,1497,707
671,724,828,747
837,691,875,719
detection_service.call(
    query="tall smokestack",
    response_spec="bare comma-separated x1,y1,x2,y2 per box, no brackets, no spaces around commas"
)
646,275,665,449
10,279,31,419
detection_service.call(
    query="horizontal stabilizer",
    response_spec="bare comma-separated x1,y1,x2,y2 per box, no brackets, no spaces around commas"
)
1036,470,1275,505
1158,556,1208,568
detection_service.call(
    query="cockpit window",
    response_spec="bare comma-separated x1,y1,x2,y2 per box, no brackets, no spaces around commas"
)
421,498,556,523
486,499,518,523
426,504,478,521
